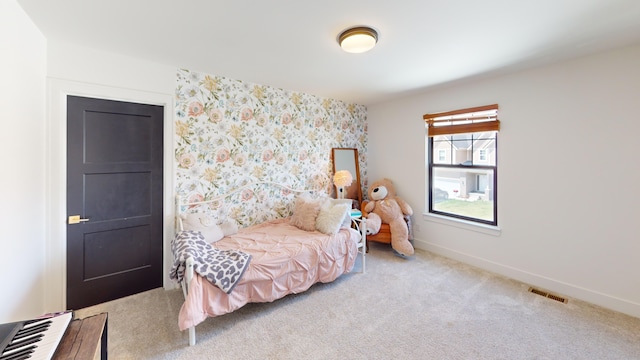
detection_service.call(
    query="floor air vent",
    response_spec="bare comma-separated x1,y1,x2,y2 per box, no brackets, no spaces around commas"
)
528,287,568,303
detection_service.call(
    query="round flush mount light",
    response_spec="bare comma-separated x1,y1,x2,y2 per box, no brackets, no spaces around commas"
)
338,26,378,53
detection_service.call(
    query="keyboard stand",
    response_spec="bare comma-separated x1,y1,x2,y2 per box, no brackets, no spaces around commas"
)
53,313,107,360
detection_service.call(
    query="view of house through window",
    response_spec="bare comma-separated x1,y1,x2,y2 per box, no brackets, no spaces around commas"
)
423,104,499,226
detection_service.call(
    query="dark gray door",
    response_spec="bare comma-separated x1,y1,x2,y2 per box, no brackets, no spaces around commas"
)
66,95,163,310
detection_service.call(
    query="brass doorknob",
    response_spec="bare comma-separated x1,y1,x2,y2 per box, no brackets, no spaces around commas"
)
68,215,90,224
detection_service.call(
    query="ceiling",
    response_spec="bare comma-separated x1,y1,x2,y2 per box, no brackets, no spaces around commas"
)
17,0,640,105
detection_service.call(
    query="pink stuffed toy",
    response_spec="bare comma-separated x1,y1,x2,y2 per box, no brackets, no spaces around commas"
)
364,178,414,257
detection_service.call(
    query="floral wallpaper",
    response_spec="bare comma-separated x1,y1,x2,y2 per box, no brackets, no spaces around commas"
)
175,69,367,227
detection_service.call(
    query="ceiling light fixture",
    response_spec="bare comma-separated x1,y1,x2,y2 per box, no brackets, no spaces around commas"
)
338,26,378,54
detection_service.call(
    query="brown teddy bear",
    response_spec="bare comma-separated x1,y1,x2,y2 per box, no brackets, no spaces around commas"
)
364,178,414,257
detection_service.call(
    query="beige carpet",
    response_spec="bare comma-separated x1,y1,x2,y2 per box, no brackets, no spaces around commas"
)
75,243,640,359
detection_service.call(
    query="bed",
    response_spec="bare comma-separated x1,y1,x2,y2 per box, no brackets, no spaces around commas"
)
171,182,366,346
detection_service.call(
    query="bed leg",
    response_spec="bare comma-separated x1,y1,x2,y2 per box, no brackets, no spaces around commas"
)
361,218,366,273
358,218,367,274
183,257,197,346
188,326,196,346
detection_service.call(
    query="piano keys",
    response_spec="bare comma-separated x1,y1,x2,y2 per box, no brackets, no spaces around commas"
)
0,312,72,360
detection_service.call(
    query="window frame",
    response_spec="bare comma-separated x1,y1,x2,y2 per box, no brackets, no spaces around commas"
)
424,104,499,227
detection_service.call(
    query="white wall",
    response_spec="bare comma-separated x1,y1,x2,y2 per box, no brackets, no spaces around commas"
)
367,44,640,318
46,41,176,94
44,41,177,313
0,0,47,322
6,0,639,322
1,2,177,319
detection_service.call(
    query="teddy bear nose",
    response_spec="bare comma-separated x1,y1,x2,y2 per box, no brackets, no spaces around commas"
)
373,188,379,192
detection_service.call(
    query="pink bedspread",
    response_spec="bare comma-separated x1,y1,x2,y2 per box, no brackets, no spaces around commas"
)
178,218,359,330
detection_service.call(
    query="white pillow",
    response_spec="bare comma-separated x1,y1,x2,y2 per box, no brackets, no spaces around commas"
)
327,198,353,228
316,201,350,235
181,214,225,243
220,220,238,236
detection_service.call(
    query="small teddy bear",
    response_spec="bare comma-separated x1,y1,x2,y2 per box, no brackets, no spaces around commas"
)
364,178,414,257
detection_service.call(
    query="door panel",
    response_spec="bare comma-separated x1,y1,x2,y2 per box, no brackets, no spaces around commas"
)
84,172,151,220
83,225,151,279
84,112,152,163
66,95,163,310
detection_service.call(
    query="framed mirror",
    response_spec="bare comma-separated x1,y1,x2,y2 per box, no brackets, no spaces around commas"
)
331,148,362,209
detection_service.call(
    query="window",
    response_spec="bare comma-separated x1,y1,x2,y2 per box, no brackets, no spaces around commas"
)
424,104,499,226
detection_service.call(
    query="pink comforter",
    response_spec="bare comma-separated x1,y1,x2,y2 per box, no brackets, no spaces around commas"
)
178,218,359,330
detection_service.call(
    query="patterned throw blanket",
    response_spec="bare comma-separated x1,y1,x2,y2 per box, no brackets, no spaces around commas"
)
170,230,252,294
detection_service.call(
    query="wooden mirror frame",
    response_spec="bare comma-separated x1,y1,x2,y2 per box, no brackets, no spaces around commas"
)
331,148,362,209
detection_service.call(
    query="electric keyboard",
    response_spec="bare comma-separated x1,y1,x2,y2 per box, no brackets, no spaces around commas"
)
0,312,72,360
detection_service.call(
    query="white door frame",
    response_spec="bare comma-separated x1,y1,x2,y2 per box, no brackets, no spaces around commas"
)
45,79,175,313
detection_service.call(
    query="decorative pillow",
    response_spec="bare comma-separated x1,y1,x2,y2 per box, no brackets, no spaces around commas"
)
316,201,351,235
220,220,238,236
290,197,323,231
327,198,353,228
181,214,225,243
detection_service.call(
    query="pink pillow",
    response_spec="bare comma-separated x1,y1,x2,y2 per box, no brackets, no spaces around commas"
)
290,197,323,231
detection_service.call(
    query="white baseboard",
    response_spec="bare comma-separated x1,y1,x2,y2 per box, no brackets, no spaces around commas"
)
413,238,640,319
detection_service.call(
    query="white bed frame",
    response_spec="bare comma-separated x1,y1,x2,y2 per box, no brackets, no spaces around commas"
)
174,181,366,346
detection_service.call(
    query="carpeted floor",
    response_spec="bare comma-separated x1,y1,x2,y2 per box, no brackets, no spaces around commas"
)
75,243,640,359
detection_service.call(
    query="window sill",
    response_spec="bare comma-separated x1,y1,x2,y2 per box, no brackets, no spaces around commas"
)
422,213,502,236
